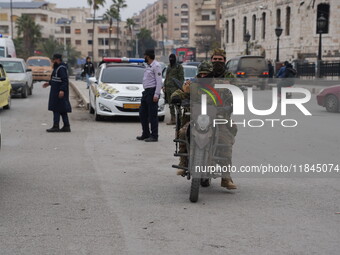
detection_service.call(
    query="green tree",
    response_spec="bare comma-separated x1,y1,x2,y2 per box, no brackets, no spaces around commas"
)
111,0,127,56
15,14,42,59
137,28,157,57
37,36,64,59
103,7,119,57
87,0,106,58
125,18,136,35
156,14,167,56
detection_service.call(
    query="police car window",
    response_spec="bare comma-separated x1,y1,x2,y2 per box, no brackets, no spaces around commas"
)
95,66,101,80
101,67,145,84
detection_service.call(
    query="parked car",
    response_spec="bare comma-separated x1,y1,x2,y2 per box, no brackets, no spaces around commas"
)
316,85,340,112
0,36,16,58
88,58,165,121
0,58,33,98
0,63,11,109
226,56,269,90
162,65,198,87
26,56,52,81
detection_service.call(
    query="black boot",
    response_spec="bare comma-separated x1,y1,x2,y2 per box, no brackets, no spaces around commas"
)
60,125,71,132
46,124,60,132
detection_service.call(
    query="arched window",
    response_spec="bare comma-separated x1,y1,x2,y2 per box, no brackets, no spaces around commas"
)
276,9,281,27
262,12,266,39
181,4,188,9
243,17,247,37
317,3,330,34
252,15,256,40
286,7,291,35
232,19,235,43
226,20,229,44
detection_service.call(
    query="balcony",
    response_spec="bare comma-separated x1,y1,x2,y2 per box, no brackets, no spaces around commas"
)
194,19,216,26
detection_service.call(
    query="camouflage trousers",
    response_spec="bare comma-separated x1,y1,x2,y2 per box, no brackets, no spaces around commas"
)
166,86,178,117
178,121,237,179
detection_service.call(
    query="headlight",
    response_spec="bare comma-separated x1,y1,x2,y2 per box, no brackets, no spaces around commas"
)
98,89,114,99
196,115,210,131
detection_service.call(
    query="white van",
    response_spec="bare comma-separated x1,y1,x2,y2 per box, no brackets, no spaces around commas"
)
0,36,16,58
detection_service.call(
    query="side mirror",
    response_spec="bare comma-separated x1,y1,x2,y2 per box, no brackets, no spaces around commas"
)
0,77,6,81
26,69,32,72
89,77,97,84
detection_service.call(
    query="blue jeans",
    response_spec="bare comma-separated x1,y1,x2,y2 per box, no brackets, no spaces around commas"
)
86,74,91,88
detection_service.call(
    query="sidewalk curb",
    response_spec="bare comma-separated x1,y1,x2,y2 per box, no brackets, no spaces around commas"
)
69,81,89,109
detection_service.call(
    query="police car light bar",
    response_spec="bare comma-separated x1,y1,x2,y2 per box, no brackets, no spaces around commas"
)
103,57,145,63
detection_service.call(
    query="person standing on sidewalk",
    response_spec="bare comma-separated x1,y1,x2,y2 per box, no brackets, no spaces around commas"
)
163,54,184,125
82,56,95,89
43,54,72,133
136,49,163,142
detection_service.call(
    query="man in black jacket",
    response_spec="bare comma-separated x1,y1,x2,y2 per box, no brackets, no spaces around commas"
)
82,56,95,89
43,54,72,132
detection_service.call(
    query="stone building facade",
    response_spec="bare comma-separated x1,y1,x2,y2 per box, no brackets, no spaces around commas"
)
221,0,340,62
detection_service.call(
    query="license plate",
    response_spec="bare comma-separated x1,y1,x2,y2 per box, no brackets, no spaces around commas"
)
123,104,141,109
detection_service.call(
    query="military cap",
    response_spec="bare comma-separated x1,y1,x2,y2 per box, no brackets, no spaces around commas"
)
212,48,226,58
198,61,213,74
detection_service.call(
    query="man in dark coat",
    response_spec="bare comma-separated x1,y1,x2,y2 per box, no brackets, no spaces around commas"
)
43,54,72,132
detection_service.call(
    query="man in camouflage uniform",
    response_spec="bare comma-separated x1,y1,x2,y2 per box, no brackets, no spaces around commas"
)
171,61,213,176
164,54,184,125
172,49,238,190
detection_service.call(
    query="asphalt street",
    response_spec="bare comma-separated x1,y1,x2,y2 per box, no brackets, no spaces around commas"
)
0,83,339,255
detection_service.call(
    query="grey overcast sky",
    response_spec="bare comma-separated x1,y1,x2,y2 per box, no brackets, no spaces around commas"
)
8,0,156,20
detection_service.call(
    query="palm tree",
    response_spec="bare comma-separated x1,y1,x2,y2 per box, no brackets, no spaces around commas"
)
87,0,106,58
111,0,127,56
156,14,167,56
125,18,136,35
103,7,119,57
16,14,42,59
137,28,157,56
38,36,64,58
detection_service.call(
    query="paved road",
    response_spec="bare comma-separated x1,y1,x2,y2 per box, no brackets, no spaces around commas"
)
0,83,339,254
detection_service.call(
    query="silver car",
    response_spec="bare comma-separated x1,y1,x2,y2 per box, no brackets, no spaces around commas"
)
0,58,33,98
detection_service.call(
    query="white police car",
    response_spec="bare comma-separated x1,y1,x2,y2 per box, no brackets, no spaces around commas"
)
88,58,165,121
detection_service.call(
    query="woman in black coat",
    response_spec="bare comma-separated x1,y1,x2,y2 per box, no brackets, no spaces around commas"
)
43,54,72,132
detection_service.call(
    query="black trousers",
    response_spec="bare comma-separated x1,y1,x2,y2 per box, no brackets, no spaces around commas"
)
139,88,159,138
53,111,70,127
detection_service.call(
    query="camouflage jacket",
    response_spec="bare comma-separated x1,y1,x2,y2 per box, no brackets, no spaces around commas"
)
164,64,184,88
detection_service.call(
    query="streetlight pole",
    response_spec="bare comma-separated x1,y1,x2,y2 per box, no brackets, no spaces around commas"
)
10,0,13,38
244,31,251,55
317,13,327,78
275,27,283,62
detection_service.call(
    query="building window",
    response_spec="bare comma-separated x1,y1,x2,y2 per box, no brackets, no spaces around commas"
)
65,27,71,34
202,15,210,21
243,17,247,37
262,12,266,39
181,26,188,30
252,15,256,40
41,16,47,22
232,19,235,43
181,33,188,38
75,40,81,45
98,27,108,33
75,29,81,34
181,11,188,16
181,18,188,23
226,20,229,44
0,25,9,34
317,3,330,34
88,40,93,45
276,9,281,27
175,28,180,31
181,4,188,9
87,29,93,34
175,13,179,16
286,7,291,36
0,13,8,21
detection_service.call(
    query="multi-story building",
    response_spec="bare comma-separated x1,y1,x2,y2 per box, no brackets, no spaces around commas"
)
133,0,193,56
0,1,133,62
221,0,340,62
